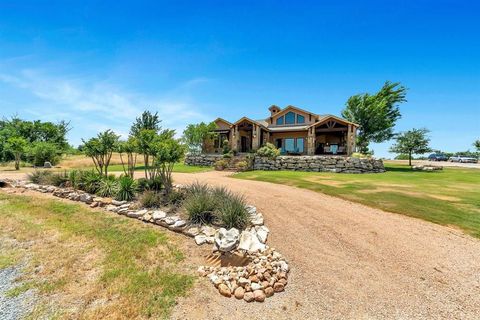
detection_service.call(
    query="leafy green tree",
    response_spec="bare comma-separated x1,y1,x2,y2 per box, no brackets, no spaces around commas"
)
5,136,27,170
154,138,185,194
130,111,161,137
390,128,432,166
117,137,138,178
474,139,480,151
182,122,218,153
342,81,407,153
82,130,120,176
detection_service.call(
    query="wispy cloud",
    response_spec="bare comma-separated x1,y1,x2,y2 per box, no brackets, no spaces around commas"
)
0,68,212,144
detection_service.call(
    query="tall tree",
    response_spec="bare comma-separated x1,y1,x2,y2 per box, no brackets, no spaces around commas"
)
182,122,218,153
342,81,407,153
5,136,27,170
390,128,432,166
130,111,161,137
474,139,480,151
82,130,120,176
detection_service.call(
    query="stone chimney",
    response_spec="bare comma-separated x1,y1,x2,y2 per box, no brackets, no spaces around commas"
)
268,105,281,116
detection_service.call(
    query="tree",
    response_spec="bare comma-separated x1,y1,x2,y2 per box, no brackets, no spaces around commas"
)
182,122,218,153
390,128,432,166
5,136,27,170
342,81,407,153
474,139,480,151
27,141,62,166
117,137,138,178
82,130,119,176
154,138,185,194
130,111,161,137
136,128,176,179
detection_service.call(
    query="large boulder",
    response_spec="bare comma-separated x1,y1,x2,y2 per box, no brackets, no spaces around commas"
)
238,229,266,253
214,228,240,252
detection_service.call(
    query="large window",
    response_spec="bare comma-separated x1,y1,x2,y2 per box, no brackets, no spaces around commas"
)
281,138,305,154
297,114,305,124
284,138,295,152
276,116,284,125
285,112,295,124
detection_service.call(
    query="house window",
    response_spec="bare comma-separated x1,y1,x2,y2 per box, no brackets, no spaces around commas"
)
276,116,284,125
297,114,305,124
285,112,295,124
284,138,295,152
297,138,304,152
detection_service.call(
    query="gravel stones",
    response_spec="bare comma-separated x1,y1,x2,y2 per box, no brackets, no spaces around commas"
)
234,286,245,299
243,292,255,302
253,289,266,302
218,283,231,297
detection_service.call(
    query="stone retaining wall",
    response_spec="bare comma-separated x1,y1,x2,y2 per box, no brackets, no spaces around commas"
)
253,155,385,173
184,153,223,166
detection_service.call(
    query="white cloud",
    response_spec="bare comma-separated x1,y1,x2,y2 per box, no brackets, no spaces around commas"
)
0,68,212,145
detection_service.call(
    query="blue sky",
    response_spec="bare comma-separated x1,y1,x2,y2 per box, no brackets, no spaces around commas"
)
0,0,479,158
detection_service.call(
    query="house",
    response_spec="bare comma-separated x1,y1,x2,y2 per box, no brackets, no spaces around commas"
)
207,105,358,156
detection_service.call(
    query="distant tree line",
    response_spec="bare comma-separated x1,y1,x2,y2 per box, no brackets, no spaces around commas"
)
0,117,71,169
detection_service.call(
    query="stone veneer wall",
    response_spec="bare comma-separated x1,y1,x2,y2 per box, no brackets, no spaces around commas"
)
253,155,385,173
184,153,224,166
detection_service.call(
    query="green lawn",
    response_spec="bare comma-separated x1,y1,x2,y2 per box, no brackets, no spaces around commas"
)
0,193,193,319
234,163,480,238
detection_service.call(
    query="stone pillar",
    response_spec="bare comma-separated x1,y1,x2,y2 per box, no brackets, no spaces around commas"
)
351,126,357,154
231,125,239,152
347,125,352,156
252,125,261,150
307,127,315,155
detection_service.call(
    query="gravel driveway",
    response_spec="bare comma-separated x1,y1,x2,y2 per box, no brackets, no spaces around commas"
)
167,171,480,320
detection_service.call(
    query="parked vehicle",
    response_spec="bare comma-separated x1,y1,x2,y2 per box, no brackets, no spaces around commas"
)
448,155,479,163
428,153,448,161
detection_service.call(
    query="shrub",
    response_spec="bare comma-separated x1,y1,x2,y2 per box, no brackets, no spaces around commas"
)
217,194,248,229
222,139,231,154
48,171,69,187
27,141,61,167
139,190,163,208
351,152,372,159
167,189,185,205
235,160,248,172
116,176,137,201
214,159,229,171
137,177,163,192
96,176,119,197
79,170,103,194
256,143,280,158
68,170,80,189
212,187,249,229
27,170,52,185
183,182,216,224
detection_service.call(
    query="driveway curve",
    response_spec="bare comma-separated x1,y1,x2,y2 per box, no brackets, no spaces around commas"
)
166,170,480,320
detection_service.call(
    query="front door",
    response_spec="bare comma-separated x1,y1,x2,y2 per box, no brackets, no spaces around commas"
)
241,136,248,152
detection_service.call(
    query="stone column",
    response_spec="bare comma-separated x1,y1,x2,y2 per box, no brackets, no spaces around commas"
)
347,125,352,156
252,125,260,150
307,127,315,155
351,126,357,154
231,125,239,152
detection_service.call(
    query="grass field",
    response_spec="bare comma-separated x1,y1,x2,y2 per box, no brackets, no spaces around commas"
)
0,193,193,319
234,163,480,238
0,154,211,174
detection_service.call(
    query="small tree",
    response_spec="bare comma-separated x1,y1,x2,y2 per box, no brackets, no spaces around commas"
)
474,139,480,152
82,130,119,176
182,122,218,153
5,136,27,170
154,138,185,194
390,128,431,166
117,137,138,178
342,81,407,153
130,111,161,137
27,141,61,166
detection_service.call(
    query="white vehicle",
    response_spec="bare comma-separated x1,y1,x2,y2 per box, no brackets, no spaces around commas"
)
448,155,478,163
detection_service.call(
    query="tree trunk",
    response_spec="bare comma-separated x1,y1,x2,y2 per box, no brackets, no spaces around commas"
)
14,153,20,170
408,151,412,166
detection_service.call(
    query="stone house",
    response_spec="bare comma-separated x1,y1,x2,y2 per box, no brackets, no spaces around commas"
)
207,105,358,156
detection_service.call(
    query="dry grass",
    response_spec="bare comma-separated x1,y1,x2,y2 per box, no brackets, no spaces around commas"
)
0,191,194,319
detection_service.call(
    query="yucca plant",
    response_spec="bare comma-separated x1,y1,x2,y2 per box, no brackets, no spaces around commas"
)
116,175,137,201
78,170,102,194
96,177,119,197
48,171,69,187
183,191,217,225
216,191,249,229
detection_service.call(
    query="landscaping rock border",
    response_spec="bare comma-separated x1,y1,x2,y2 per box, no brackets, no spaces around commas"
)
4,179,289,303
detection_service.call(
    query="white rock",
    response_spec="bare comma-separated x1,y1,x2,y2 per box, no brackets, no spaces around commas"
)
245,205,257,214
170,220,187,230
111,200,126,206
238,230,266,253
279,261,289,273
206,236,215,244
127,210,146,218
201,225,217,237
214,228,240,252
251,282,262,291
195,234,207,245
106,204,118,212
255,225,269,243
250,213,264,226
152,210,167,220
79,193,93,203
184,227,200,237
163,216,179,225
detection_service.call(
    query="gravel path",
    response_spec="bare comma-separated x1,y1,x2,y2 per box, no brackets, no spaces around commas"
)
0,265,36,320
167,171,480,320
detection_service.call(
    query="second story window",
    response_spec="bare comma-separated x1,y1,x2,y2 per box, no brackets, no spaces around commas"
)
276,116,284,125
285,111,295,124
297,114,305,123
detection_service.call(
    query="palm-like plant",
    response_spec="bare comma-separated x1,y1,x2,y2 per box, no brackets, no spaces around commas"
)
116,176,137,201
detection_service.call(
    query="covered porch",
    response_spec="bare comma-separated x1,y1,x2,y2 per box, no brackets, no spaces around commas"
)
306,117,357,156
